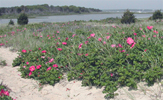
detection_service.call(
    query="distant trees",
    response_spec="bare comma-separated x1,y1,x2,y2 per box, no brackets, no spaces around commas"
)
20,5,25,12
0,9,1,16
0,4,102,15
62,5,69,12
121,9,136,24
17,7,22,13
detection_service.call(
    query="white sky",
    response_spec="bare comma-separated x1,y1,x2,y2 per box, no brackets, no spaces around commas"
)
0,0,162,9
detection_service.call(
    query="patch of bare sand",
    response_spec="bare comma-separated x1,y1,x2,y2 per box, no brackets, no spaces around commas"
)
0,47,163,100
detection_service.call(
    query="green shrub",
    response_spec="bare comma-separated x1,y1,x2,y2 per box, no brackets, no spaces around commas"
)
121,9,136,24
152,10,163,20
9,21,163,99
8,19,14,25
0,83,13,100
17,13,28,25
0,60,7,66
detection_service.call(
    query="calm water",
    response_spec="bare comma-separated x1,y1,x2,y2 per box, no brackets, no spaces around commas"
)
0,13,152,24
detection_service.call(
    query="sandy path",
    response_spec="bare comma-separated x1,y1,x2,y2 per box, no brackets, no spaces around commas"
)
0,47,163,100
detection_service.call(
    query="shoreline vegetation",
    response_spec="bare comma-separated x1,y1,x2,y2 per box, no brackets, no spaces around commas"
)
0,12,154,19
0,17,149,27
0,4,101,19
0,4,155,19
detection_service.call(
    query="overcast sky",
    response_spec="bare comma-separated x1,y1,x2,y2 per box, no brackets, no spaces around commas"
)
0,0,162,10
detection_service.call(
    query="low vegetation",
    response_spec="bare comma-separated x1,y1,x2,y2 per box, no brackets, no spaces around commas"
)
0,17,163,99
0,82,13,99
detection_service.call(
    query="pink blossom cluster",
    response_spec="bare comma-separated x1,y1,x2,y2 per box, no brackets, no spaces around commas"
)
0,89,9,97
126,37,136,49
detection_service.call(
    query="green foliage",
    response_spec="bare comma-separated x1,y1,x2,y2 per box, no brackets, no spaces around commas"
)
121,9,136,24
152,10,163,20
8,19,14,25
2,20,163,99
16,7,22,13
17,13,28,25
0,4,101,17
0,9,2,16
0,83,13,100
12,56,23,67
0,60,7,66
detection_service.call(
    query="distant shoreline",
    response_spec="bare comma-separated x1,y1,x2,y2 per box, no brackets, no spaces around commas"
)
0,12,153,19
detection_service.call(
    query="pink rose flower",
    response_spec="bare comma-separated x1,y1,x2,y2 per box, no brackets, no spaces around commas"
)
26,62,29,65
41,56,45,59
36,65,41,69
142,35,146,37
42,50,46,53
111,44,116,48
85,41,89,44
72,34,76,37
90,33,95,37
121,50,125,52
130,42,136,49
118,44,123,48
29,72,32,76
153,35,156,37
29,66,35,72
49,58,54,63
153,30,158,34
47,67,51,71
53,64,58,68
57,48,62,51
62,42,67,45
98,38,102,41
147,26,153,30
78,43,83,49
22,49,27,53
126,37,134,45
103,41,106,45
87,37,91,39
106,36,110,39
133,33,137,35
139,28,142,30
3,91,9,96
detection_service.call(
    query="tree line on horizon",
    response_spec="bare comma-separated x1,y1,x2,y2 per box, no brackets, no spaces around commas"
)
0,4,102,16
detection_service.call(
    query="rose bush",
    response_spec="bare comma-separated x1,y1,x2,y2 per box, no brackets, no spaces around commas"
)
1,20,162,99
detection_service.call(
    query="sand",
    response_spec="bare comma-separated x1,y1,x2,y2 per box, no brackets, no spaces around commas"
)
0,47,163,100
